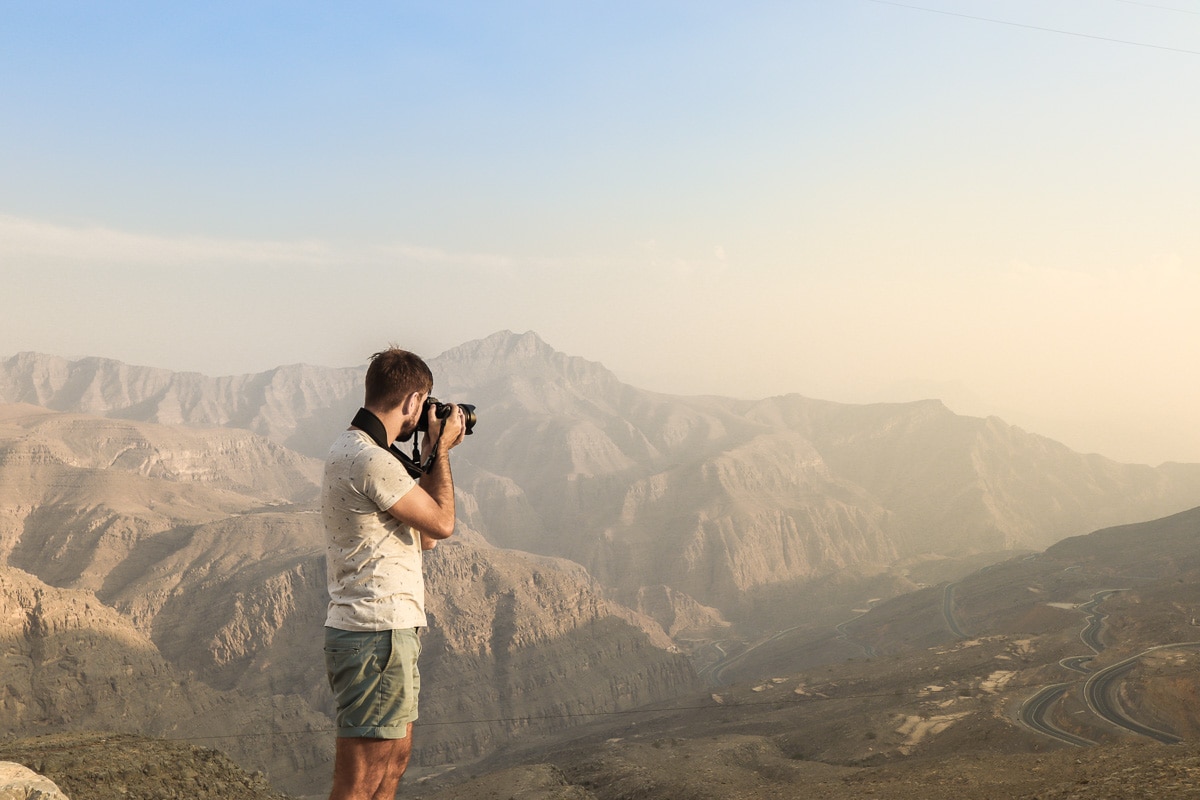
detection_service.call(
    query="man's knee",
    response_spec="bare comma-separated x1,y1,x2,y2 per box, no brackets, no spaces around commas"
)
332,728,414,779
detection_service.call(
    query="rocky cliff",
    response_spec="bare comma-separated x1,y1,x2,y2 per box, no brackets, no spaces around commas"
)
0,402,700,793
0,564,332,792
419,542,700,766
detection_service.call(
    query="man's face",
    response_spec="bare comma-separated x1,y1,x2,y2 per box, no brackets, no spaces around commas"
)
397,391,429,439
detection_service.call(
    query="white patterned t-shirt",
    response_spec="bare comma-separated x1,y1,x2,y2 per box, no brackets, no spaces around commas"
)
322,429,425,631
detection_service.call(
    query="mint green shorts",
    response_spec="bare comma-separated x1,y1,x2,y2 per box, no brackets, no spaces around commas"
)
324,627,421,739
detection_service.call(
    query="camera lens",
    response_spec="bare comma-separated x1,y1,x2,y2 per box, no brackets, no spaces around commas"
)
415,398,476,435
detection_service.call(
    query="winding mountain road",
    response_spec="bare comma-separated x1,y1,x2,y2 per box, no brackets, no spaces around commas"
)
1082,643,1200,744
835,605,878,658
1017,589,1120,746
703,623,810,686
1018,585,1200,747
1018,683,1096,747
701,602,881,686
942,582,969,639
1078,590,1122,653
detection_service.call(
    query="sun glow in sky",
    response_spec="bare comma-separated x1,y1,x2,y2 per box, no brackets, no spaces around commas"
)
2,1,1198,464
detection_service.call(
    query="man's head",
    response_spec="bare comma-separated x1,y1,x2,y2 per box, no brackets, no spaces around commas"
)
364,347,433,414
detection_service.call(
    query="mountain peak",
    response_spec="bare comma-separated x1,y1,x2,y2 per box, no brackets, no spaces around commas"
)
442,330,552,360
434,331,622,393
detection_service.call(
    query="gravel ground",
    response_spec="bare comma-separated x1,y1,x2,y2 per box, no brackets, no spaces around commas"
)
0,732,292,800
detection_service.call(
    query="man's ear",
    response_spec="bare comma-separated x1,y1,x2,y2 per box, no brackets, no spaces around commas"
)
401,391,424,416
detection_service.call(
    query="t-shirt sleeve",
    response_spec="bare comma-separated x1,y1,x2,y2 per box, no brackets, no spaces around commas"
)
354,447,417,512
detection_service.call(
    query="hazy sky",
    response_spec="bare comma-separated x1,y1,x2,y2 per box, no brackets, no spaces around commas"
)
2,1,1198,465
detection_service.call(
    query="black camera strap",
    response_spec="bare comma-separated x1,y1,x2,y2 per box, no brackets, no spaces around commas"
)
350,407,426,480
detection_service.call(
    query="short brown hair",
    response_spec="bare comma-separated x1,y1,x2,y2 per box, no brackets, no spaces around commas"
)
364,347,433,411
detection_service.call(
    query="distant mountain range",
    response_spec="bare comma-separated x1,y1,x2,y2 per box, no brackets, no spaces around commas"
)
10,330,1196,621
4,331,1200,792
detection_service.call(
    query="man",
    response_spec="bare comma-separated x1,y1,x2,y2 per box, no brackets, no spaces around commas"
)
322,347,466,800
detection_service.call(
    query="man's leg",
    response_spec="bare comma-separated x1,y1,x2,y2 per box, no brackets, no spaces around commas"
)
325,628,421,799
328,723,413,800
371,724,413,800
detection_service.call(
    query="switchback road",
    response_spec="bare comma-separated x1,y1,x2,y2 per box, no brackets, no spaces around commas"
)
1018,589,1121,746
1019,585,1200,747
1078,590,1123,653
1017,683,1096,747
942,582,969,639
1082,643,1200,744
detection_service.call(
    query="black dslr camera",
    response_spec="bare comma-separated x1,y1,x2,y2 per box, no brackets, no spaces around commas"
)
416,396,477,437
352,396,476,479
386,397,477,478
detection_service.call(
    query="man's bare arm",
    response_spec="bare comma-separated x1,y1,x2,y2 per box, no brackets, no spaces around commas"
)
386,405,464,541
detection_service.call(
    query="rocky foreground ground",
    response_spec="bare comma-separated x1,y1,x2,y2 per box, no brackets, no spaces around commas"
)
5,730,1200,800
0,732,289,800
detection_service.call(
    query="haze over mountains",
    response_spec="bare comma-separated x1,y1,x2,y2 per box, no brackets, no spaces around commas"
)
3,330,1200,796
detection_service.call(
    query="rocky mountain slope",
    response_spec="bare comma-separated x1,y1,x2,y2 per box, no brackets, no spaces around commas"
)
0,564,333,790
0,403,697,794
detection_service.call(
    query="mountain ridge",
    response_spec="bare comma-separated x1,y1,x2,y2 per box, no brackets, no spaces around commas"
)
5,332,1200,626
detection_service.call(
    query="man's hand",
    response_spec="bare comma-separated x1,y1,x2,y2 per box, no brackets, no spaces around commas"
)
392,402,464,542
420,403,466,460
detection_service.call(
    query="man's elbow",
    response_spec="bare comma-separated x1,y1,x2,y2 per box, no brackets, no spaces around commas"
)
424,516,455,540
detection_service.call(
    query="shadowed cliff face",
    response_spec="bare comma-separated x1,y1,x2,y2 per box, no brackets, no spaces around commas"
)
418,543,701,766
0,566,333,791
